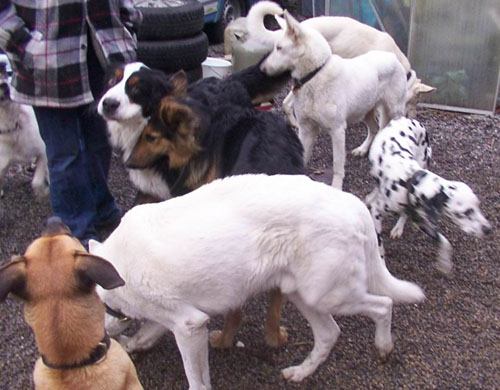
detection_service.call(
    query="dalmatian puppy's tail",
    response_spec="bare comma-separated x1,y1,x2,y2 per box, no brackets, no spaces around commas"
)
364,215,425,304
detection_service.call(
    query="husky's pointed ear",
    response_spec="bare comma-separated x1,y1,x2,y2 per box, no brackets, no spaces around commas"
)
415,83,436,94
283,10,302,42
169,70,188,98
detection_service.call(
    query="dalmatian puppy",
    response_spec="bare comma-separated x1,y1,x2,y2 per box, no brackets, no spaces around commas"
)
365,117,492,274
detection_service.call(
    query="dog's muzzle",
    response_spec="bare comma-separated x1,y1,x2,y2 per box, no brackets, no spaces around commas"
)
101,98,120,116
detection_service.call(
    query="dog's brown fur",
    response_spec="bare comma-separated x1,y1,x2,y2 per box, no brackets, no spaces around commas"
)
0,219,143,390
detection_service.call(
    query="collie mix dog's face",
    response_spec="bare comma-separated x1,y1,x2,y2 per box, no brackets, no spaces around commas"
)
126,71,203,170
97,62,173,123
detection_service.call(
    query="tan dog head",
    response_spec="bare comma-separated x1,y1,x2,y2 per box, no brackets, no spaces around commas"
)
0,217,125,366
126,70,203,170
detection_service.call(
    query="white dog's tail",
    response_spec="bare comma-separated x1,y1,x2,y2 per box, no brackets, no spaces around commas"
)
246,0,284,49
364,220,425,304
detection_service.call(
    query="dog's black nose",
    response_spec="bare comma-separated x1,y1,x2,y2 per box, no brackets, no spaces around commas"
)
483,225,492,235
102,98,120,115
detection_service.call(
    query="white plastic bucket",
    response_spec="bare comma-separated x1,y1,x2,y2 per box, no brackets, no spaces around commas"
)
201,57,232,79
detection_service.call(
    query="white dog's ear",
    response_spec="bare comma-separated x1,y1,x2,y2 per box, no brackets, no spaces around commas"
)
283,10,302,42
415,83,436,94
274,14,286,30
88,239,100,253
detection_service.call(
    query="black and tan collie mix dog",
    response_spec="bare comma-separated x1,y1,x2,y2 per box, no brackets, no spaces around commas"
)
98,62,304,350
126,70,304,196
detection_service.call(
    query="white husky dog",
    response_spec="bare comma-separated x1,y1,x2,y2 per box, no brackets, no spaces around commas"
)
246,1,435,122
91,174,424,389
260,11,407,189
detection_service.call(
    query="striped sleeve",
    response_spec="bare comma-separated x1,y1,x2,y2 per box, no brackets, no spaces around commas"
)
0,1,31,57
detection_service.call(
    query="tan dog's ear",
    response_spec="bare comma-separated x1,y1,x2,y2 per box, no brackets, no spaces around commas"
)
0,257,27,301
169,70,188,98
283,10,302,43
74,252,125,290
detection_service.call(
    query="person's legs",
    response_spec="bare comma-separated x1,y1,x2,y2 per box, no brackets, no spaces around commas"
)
34,107,99,242
79,105,121,228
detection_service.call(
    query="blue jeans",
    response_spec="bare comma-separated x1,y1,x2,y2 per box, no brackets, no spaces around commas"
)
34,105,120,241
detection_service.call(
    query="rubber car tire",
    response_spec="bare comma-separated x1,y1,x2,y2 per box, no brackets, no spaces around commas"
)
137,33,208,72
136,1,205,40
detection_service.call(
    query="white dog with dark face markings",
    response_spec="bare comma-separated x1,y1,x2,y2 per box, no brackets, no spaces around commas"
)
90,174,424,389
260,11,407,189
365,117,492,273
98,62,174,201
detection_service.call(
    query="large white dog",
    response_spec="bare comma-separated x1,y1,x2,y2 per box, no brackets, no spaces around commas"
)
260,11,407,189
90,174,424,389
246,1,435,121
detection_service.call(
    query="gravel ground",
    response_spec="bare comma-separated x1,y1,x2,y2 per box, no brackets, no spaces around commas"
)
1,49,499,390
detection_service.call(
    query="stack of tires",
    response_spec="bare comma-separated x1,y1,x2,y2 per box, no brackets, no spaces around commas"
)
134,0,208,83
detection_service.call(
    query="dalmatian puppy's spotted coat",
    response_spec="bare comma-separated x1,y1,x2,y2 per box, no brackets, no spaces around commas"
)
366,117,491,274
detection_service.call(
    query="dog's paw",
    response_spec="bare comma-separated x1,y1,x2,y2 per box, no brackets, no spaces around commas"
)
265,326,288,348
390,225,404,239
435,259,453,275
376,340,394,361
351,146,368,157
209,330,235,349
33,185,50,199
281,365,308,382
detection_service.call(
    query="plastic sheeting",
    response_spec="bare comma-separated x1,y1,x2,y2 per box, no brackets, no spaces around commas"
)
409,0,500,114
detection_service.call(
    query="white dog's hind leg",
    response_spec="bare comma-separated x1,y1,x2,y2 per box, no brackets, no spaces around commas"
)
341,294,394,359
390,215,408,239
330,124,346,189
352,110,378,157
281,293,340,382
121,320,168,352
283,91,298,128
172,309,211,390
